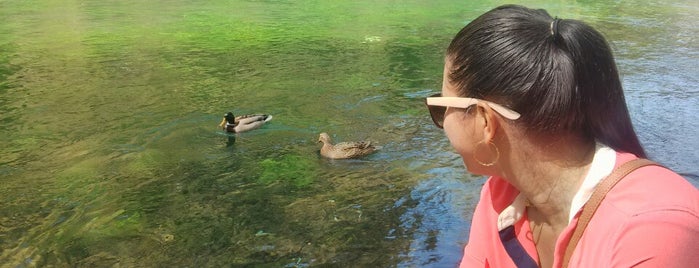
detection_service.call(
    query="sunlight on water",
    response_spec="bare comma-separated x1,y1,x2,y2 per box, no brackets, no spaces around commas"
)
1,0,697,266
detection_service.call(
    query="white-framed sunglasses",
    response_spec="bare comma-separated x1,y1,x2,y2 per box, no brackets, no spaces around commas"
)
424,93,521,128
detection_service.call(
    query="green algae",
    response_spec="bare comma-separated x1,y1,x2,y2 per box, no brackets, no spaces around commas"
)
259,155,316,187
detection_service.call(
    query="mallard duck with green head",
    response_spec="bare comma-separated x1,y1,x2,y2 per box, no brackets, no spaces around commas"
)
318,132,377,159
219,112,273,133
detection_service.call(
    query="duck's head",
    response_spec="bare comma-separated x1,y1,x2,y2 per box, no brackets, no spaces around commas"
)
318,132,331,144
224,112,235,123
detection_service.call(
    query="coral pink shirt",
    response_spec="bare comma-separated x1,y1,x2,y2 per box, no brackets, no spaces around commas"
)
460,146,699,267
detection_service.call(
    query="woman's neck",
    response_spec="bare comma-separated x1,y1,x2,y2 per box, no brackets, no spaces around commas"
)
502,133,596,226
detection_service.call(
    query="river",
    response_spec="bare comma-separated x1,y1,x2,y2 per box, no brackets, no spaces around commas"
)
1,0,697,266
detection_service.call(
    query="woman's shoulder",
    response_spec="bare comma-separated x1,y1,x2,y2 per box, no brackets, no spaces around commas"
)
604,152,699,218
579,153,699,266
580,167,699,266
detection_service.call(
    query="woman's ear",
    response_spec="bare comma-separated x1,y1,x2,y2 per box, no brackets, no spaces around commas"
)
475,104,499,142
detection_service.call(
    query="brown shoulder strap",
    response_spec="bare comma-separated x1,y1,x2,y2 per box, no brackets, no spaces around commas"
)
561,158,660,268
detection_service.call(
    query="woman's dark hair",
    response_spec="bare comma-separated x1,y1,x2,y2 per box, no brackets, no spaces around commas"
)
447,4,646,157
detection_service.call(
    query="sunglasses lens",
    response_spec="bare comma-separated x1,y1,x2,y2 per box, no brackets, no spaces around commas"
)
425,93,445,128
428,105,446,128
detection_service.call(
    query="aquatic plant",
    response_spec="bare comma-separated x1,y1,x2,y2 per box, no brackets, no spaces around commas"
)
259,155,316,188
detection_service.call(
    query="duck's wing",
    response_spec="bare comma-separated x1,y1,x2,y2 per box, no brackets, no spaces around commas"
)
337,141,374,152
233,115,273,132
235,114,257,120
236,114,272,124
234,121,265,132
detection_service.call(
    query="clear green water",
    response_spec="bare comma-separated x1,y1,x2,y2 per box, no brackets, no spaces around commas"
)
1,0,697,266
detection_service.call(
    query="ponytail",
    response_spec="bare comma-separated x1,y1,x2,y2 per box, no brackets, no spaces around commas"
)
557,19,646,157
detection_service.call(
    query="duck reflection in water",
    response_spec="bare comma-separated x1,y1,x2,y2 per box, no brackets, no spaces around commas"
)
226,135,236,147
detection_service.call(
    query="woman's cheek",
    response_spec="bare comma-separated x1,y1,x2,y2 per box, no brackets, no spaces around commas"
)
444,120,471,157
443,116,484,174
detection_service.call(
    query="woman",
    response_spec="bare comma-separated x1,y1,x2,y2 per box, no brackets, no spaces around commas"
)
424,5,699,268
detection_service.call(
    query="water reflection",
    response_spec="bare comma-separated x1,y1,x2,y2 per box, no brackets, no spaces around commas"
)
226,134,236,147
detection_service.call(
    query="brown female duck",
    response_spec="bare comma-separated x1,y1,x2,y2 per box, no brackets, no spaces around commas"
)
317,132,377,159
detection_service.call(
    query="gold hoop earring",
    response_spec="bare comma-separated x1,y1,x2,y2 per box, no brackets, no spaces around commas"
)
474,140,499,166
